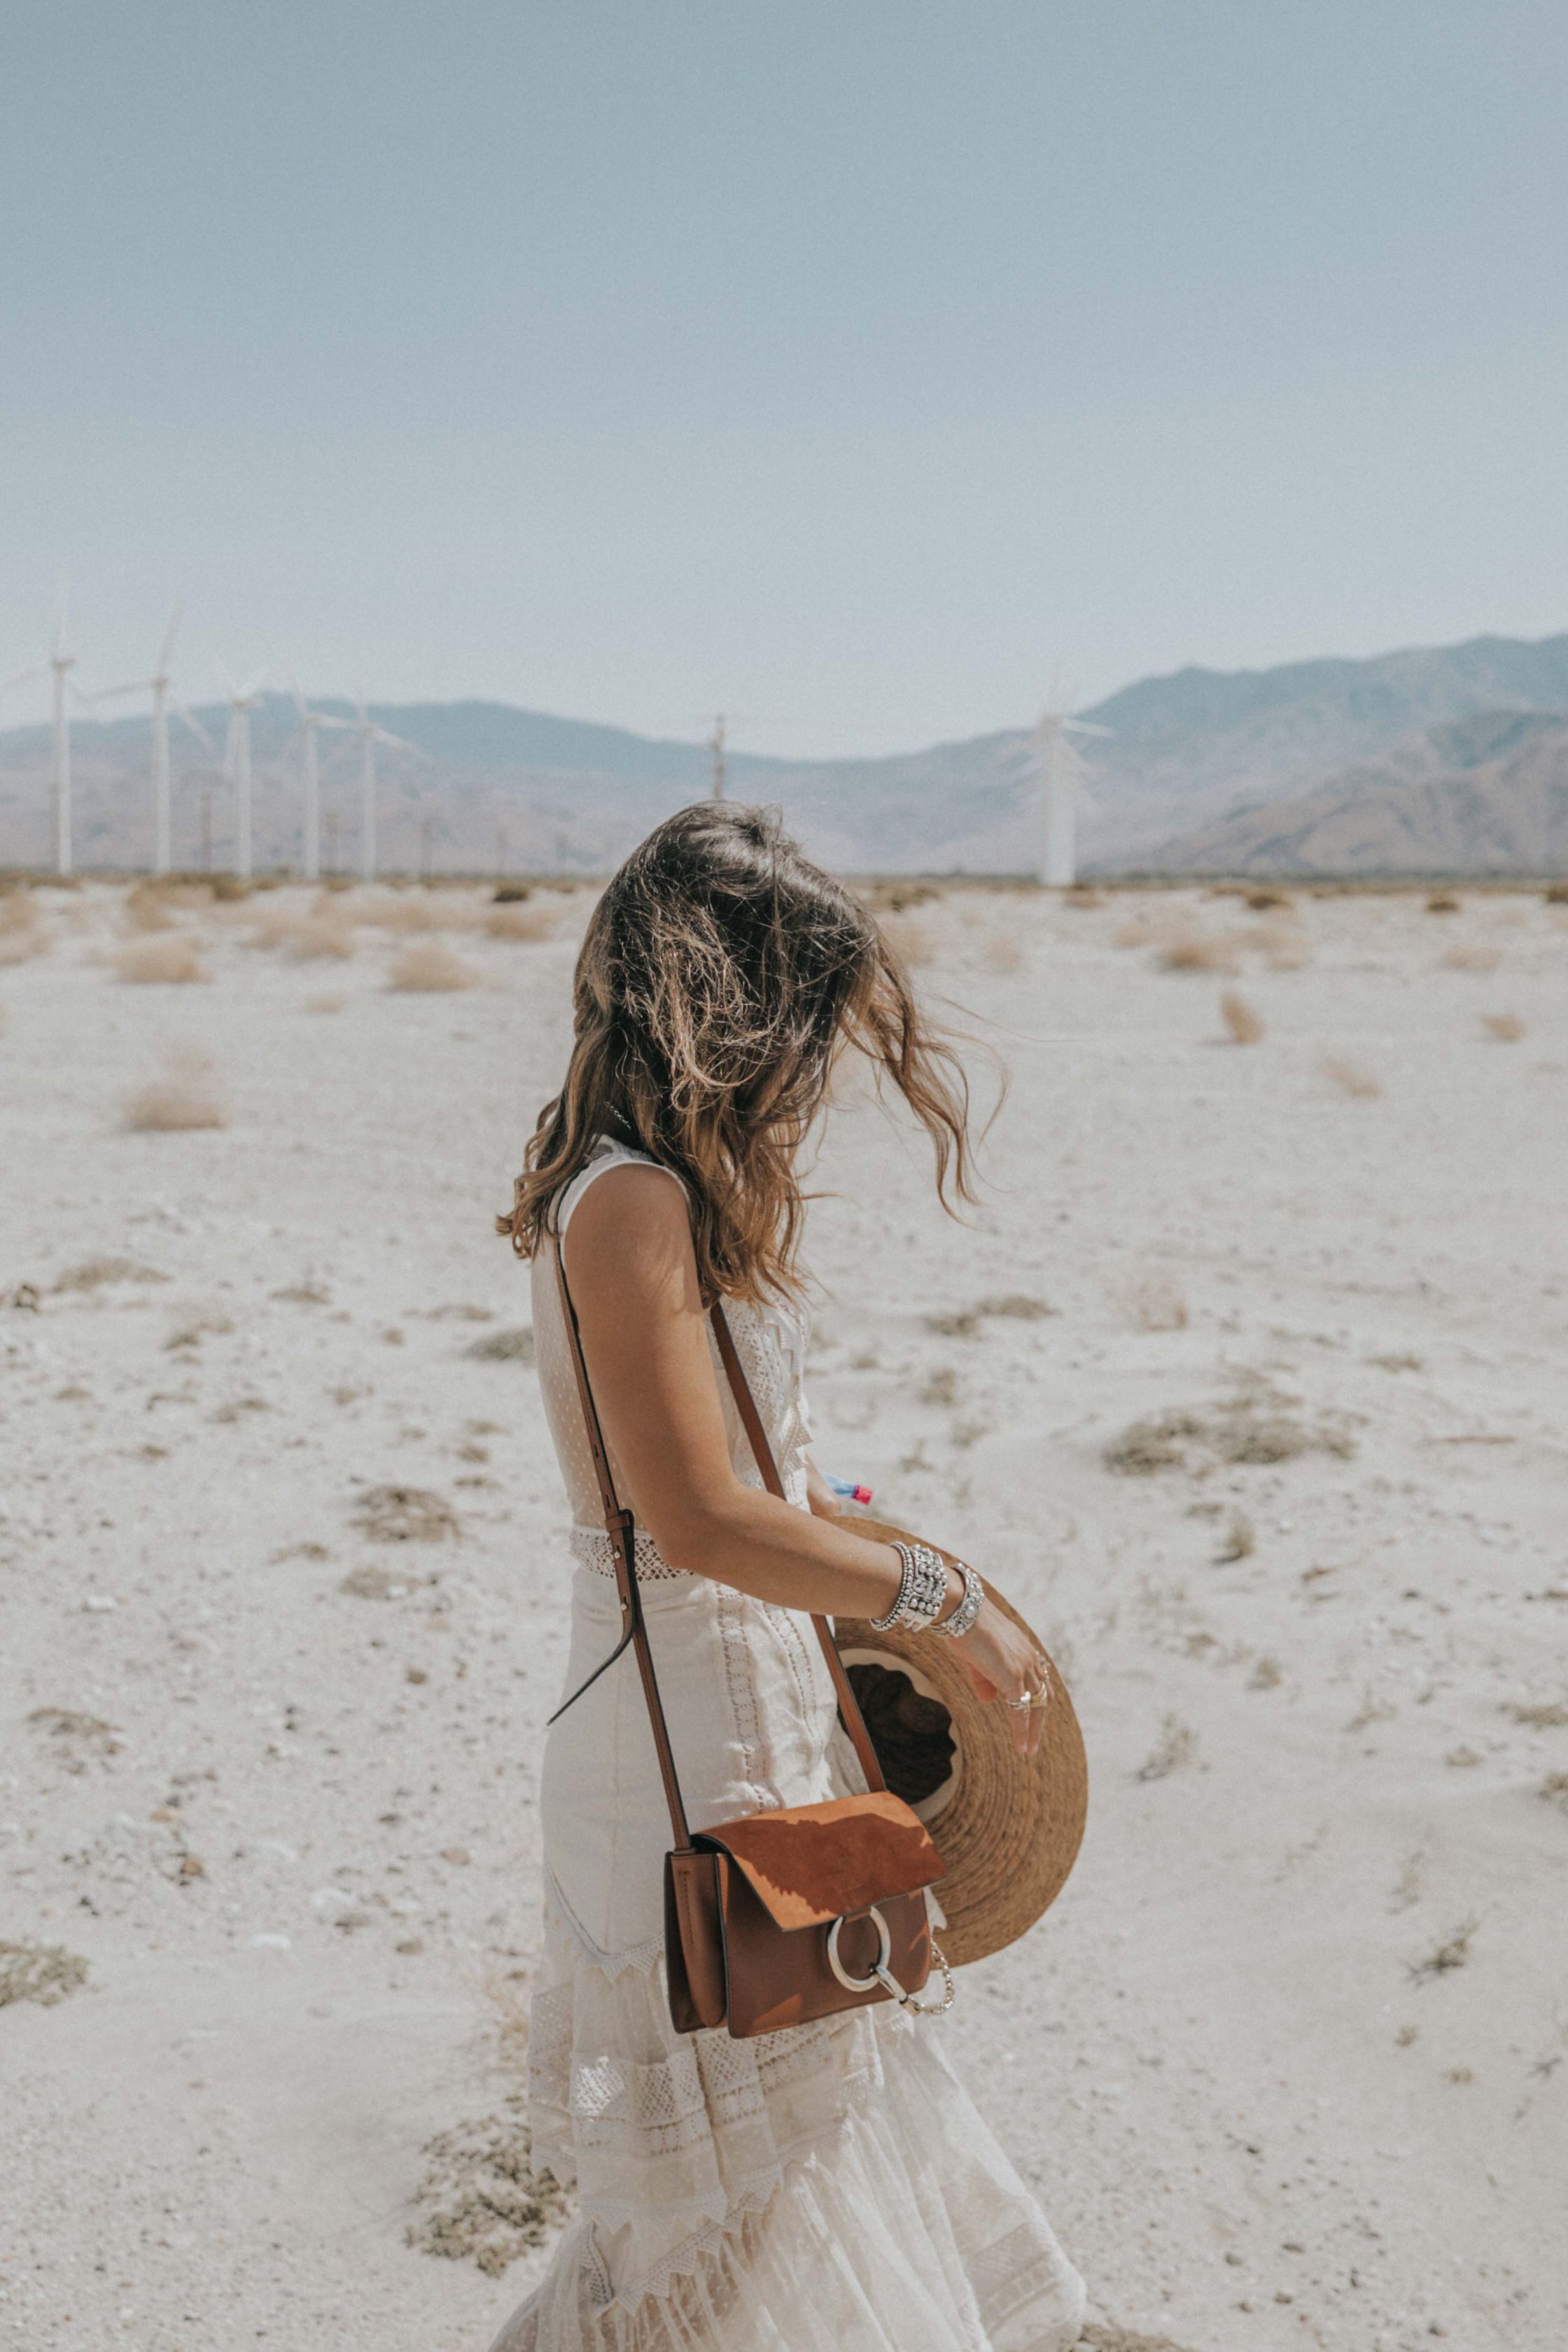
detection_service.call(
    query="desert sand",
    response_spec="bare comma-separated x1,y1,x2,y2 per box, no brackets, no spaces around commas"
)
2,874,1566,2352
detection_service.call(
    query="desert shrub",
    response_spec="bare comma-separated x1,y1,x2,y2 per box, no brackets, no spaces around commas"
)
465,1327,535,1362
405,2092,566,2276
354,1485,458,1541
863,881,941,913
486,902,561,943
0,1942,88,2008
1245,918,1311,970
1219,990,1263,1044
373,893,444,933
122,883,177,932
1124,1272,1189,1331
877,911,934,965
1160,929,1238,974
52,1257,167,1292
1105,1397,1354,1477
1481,1011,1525,1042
1320,1055,1381,1100
388,942,479,992
1245,888,1291,911
1441,944,1501,972
1544,883,1568,906
123,1050,227,1131
492,883,531,904
0,894,47,964
249,910,355,960
115,934,209,984
1425,891,1461,914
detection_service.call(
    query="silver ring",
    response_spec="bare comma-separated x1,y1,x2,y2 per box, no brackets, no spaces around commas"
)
827,1906,893,1994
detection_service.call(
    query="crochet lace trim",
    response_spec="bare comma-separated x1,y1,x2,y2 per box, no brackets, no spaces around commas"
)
569,1527,692,1585
542,1872,668,1980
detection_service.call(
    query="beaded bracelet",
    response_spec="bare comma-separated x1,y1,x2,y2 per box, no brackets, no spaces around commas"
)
870,1540,949,1632
931,1559,983,1639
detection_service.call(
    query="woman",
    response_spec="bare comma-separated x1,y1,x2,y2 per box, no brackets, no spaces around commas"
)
490,804,1085,2351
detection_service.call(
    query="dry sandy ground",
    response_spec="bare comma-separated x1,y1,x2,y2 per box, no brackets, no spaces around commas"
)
2,876,1566,2352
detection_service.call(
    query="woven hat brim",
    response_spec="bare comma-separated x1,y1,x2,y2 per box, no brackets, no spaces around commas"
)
832,1517,1088,1967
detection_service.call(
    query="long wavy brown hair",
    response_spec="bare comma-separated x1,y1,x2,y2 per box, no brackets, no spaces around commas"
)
497,803,979,1302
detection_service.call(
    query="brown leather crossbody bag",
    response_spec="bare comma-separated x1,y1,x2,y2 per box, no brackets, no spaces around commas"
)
550,1236,951,2040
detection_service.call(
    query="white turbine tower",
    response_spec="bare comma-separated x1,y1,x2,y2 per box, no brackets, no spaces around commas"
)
4,585,79,875
218,668,266,881
1026,697,1112,887
85,604,212,874
288,682,352,882
348,692,424,882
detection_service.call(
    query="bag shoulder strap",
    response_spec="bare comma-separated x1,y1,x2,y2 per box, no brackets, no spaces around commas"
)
547,1234,887,1853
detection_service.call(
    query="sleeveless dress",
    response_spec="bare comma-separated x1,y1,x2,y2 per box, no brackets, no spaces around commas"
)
487,1140,1086,2352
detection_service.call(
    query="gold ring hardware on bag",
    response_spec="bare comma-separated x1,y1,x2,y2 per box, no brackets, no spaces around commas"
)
827,1908,958,2016
826,1905,894,1992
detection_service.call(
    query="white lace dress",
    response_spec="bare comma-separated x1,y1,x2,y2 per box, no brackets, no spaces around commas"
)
487,1141,1086,2352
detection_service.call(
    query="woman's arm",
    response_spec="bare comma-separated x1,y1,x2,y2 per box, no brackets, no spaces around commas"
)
563,1165,907,1620
562,1164,1050,1753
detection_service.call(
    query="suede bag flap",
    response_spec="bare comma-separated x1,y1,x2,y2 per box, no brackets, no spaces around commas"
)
696,1790,944,1931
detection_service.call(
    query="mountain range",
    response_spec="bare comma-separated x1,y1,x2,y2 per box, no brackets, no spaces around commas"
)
3,630,1567,878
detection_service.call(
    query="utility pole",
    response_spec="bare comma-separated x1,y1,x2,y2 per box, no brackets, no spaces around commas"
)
708,713,727,802
200,788,213,872
50,644,76,876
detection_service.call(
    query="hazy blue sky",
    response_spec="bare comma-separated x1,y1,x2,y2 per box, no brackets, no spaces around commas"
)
3,3,1565,754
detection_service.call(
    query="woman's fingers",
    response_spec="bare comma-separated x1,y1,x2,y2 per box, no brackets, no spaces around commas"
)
957,1615,1052,1755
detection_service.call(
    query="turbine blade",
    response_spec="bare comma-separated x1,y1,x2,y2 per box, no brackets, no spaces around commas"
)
290,673,309,724
157,598,183,673
4,662,50,693
237,668,267,701
172,699,214,751
52,575,69,657
372,727,424,755
1064,718,1113,738
83,677,152,702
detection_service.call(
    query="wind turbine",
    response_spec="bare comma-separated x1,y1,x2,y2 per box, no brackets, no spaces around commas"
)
1025,694,1112,887
4,584,79,875
347,692,425,882
85,603,213,874
288,682,352,881
218,668,267,881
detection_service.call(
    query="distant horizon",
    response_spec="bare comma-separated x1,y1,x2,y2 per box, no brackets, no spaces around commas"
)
6,620,1568,769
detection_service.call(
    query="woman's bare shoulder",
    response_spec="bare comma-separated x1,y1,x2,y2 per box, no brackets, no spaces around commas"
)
562,1161,696,1303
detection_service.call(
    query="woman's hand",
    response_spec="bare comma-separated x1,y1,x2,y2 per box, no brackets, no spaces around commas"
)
955,1600,1051,1758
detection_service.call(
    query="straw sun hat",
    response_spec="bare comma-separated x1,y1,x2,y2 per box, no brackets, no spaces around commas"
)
832,1515,1088,1968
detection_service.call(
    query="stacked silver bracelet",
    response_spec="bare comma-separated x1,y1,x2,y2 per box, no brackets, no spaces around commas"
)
872,1540,974,1634
930,1558,983,1640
